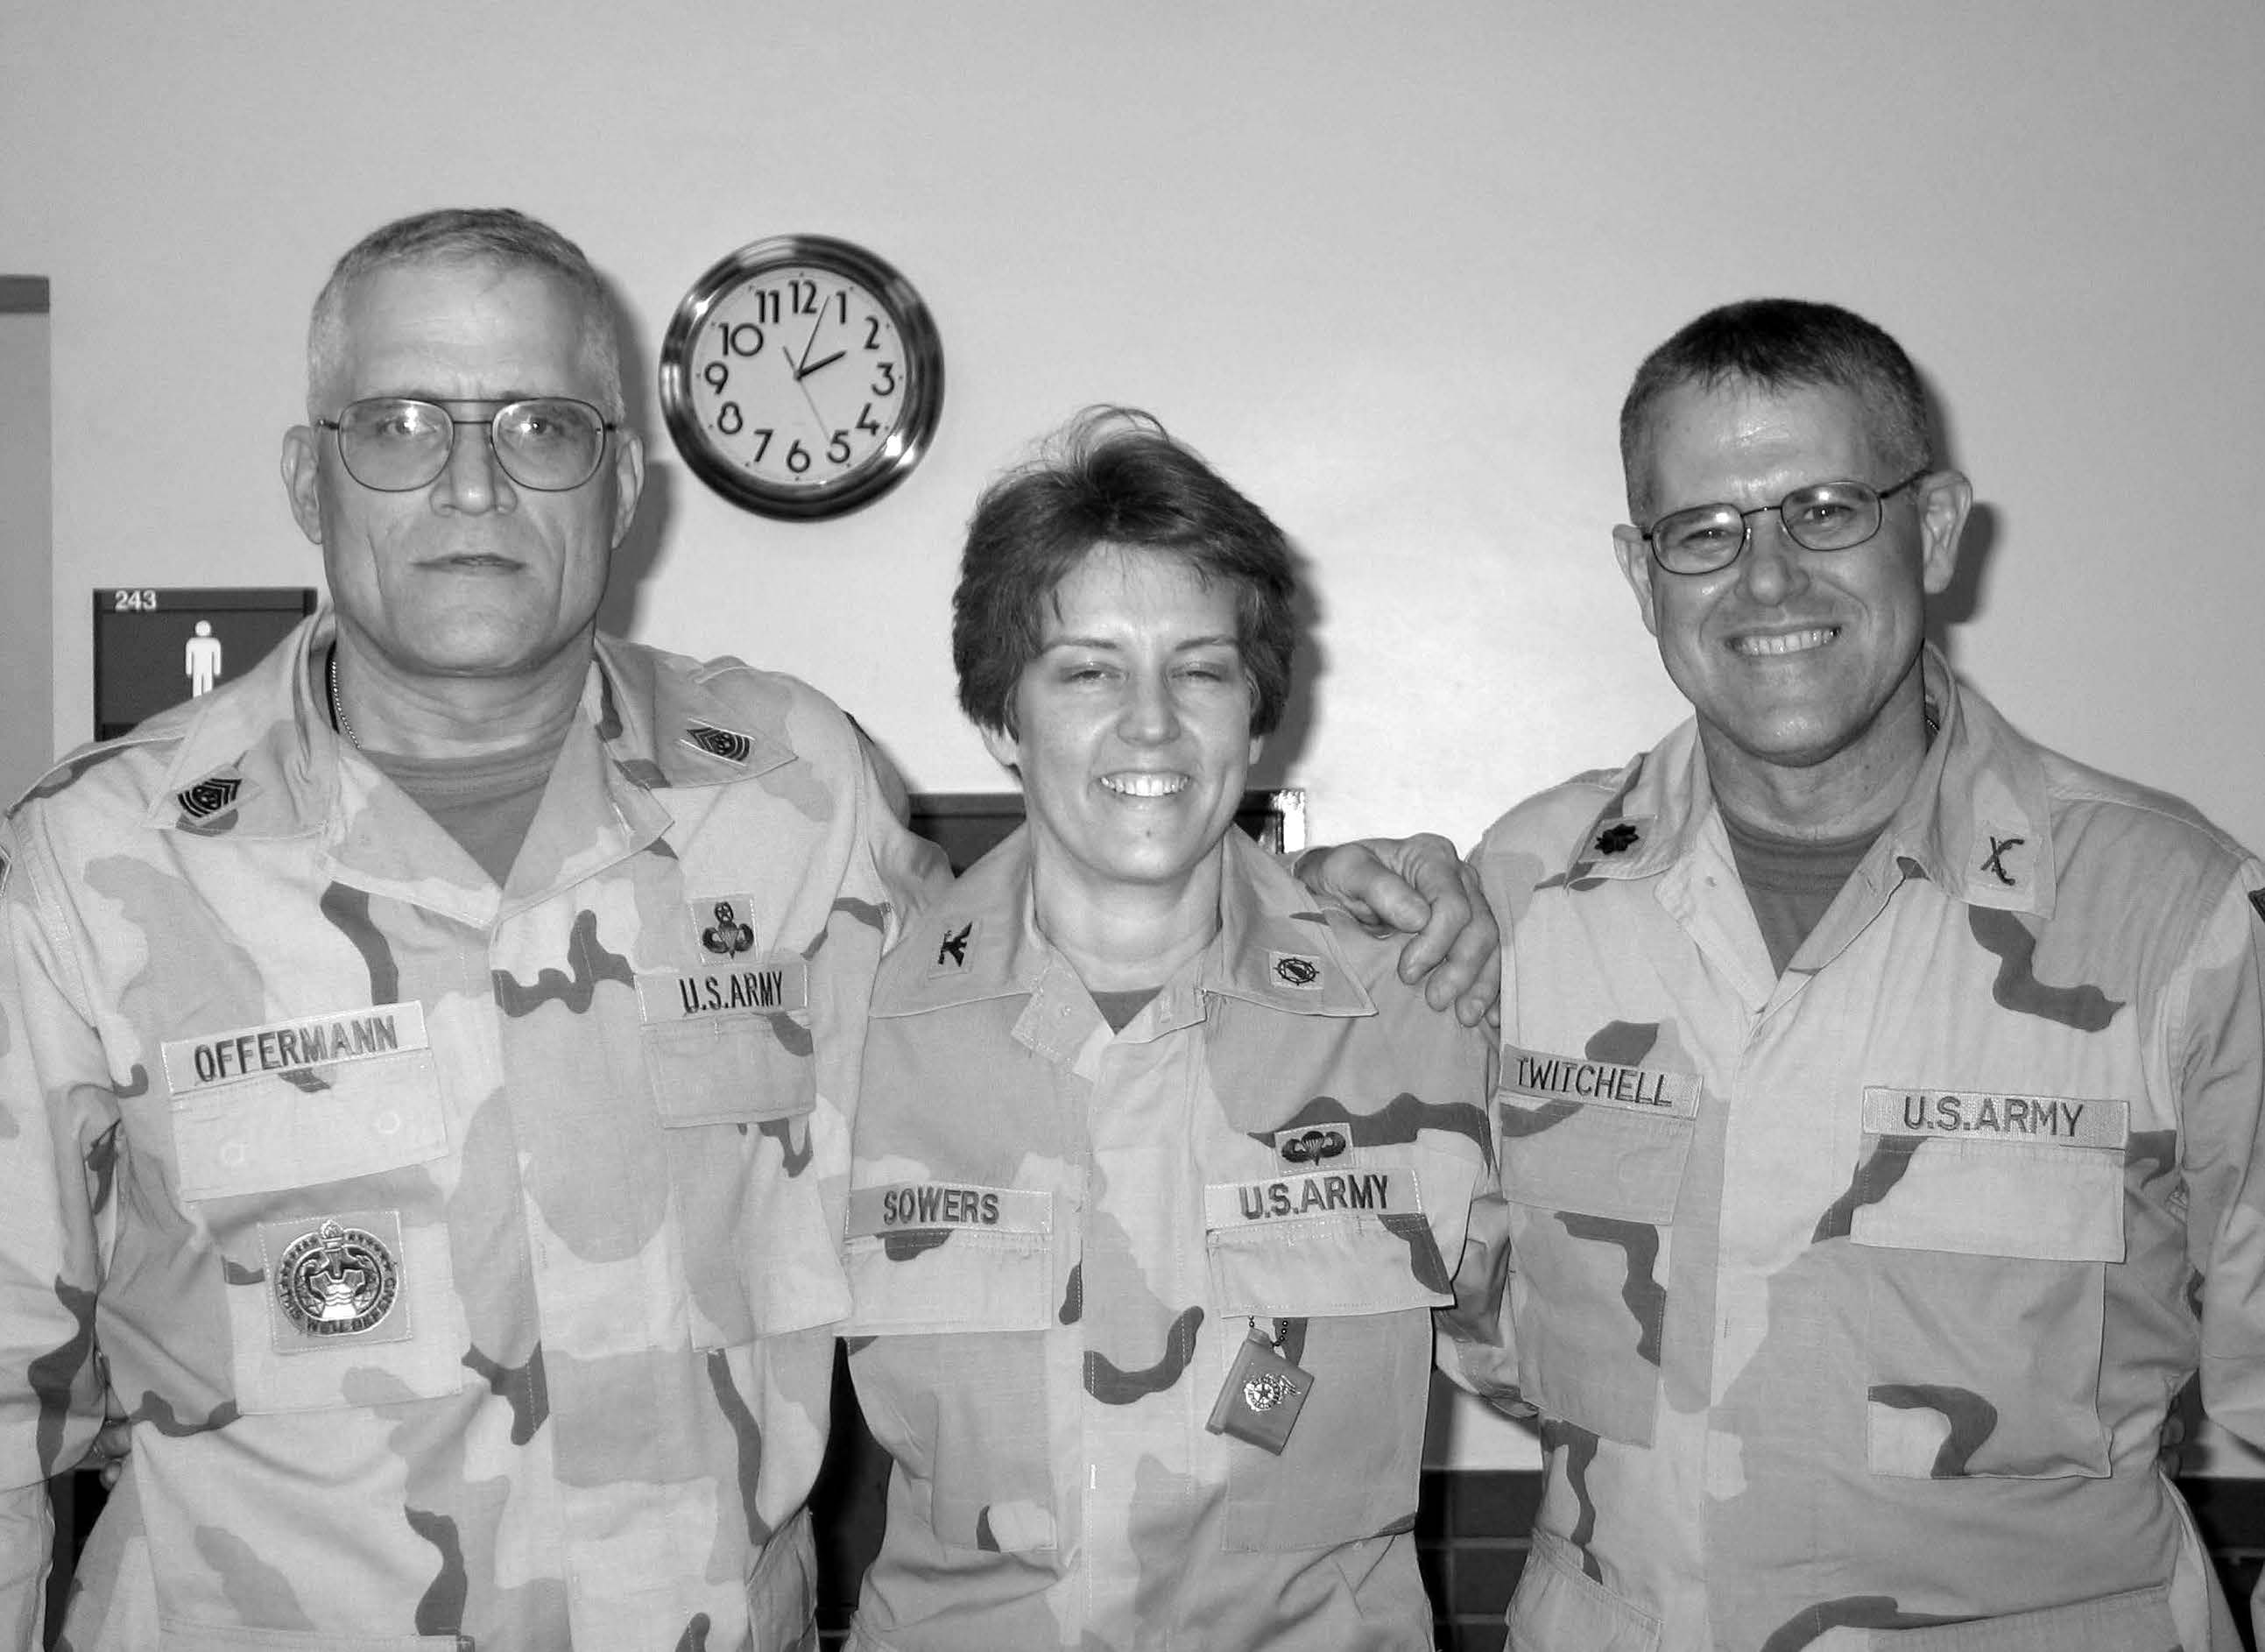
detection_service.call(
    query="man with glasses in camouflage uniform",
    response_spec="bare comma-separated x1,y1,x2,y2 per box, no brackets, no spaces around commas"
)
1445,298,2265,1650
0,206,1492,1652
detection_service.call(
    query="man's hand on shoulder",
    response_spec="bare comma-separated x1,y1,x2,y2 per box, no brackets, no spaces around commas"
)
1295,835,1499,1027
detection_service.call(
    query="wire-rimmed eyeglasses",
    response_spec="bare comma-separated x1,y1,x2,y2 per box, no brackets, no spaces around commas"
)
1642,467,1930,575
316,397,619,493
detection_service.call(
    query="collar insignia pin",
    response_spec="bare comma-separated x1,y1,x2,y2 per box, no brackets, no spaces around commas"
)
1594,822,1640,857
177,775,242,822
1272,953,1322,988
1980,833,2026,887
684,724,752,764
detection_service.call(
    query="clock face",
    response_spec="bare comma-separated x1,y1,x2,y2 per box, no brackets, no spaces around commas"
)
660,237,943,519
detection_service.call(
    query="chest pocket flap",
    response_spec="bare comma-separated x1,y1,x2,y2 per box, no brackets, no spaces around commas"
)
1204,1153,1455,1318
1848,1090,2128,1263
843,1183,1056,1336
166,1004,448,1201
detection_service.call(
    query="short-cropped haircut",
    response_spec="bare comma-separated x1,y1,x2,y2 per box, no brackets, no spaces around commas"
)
953,407,1299,738
306,207,624,420
1619,297,1933,521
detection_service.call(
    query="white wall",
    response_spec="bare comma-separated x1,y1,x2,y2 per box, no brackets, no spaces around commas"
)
7,2,2263,1468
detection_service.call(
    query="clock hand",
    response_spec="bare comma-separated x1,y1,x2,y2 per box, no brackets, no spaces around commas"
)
788,349,830,431
793,307,827,377
795,349,847,381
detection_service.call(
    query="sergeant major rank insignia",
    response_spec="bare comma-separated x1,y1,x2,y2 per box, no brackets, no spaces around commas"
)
176,773,242,822
682,724,752,764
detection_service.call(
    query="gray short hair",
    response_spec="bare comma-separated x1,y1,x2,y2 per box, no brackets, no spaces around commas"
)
305,207,625,420
1618,298,1933,524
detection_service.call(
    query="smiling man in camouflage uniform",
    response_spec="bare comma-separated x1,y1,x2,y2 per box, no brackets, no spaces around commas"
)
1444,299,2265,1650
0,207,954,1651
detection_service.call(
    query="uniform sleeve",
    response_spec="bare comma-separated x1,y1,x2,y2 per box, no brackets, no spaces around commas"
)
1433,1154,1532,1414
0,814,118,1649
1432,843,1531,1413
2177,859,2265,1643
1429,953,1527,1420
849,726,951,946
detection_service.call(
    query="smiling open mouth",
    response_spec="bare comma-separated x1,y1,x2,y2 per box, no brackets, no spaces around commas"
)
1100,773,1189,798
1732,626,1837,658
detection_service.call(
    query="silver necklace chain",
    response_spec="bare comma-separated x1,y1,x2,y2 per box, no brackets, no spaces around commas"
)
327,645,362,750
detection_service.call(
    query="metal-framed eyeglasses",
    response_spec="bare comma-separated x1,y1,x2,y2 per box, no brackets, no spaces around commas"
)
316,397,620,493
1641,467,1931,575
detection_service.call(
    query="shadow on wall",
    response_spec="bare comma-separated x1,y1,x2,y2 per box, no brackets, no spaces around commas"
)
1921,378,1998,667
598,460,673,642
596,279,672,643
1248,530,1323,793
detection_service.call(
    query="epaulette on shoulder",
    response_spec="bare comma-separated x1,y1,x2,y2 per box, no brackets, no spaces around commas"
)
7,724,178,821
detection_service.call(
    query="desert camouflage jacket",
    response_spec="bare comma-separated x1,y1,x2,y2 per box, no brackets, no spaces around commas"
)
841,826,1493,1649
0,613,944,1651
1443,648,2265,1652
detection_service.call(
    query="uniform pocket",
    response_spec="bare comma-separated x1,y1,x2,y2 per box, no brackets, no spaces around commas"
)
1219,1308,1430,1553
644,1012,816,1125
1851,1128,2122,1479
1202,1154,1463,1553
844,1187,1061,1556
172,1048,448,1201
1506,1528,1661,1651
1203,1152,1455,1318
1862,1583,2177,1650
166,1018,466,1416
1498,1091,1695,1446
646,1012,850,1348
742,1507,820,1652
843,1182,1055,1335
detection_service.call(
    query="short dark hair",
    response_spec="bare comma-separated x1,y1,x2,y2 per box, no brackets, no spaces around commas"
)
1618,298,1933,521
307,207,624,419
953,407,1298,738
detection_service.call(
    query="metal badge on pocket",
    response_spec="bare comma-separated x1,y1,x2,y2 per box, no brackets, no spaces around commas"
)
261,1211,412,1348
1207,1325,1314,1454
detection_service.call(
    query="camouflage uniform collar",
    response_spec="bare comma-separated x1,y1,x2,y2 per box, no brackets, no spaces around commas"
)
1872,646,2056,918
873,826,1374,1024
1202,830,1375,1017
585,635,796,788
144,610,336,839
143,618,799,833
876,825,1051,1017
1558,645,2056,917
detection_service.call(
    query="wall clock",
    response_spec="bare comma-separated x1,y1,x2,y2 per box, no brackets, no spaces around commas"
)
659,235,944,520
